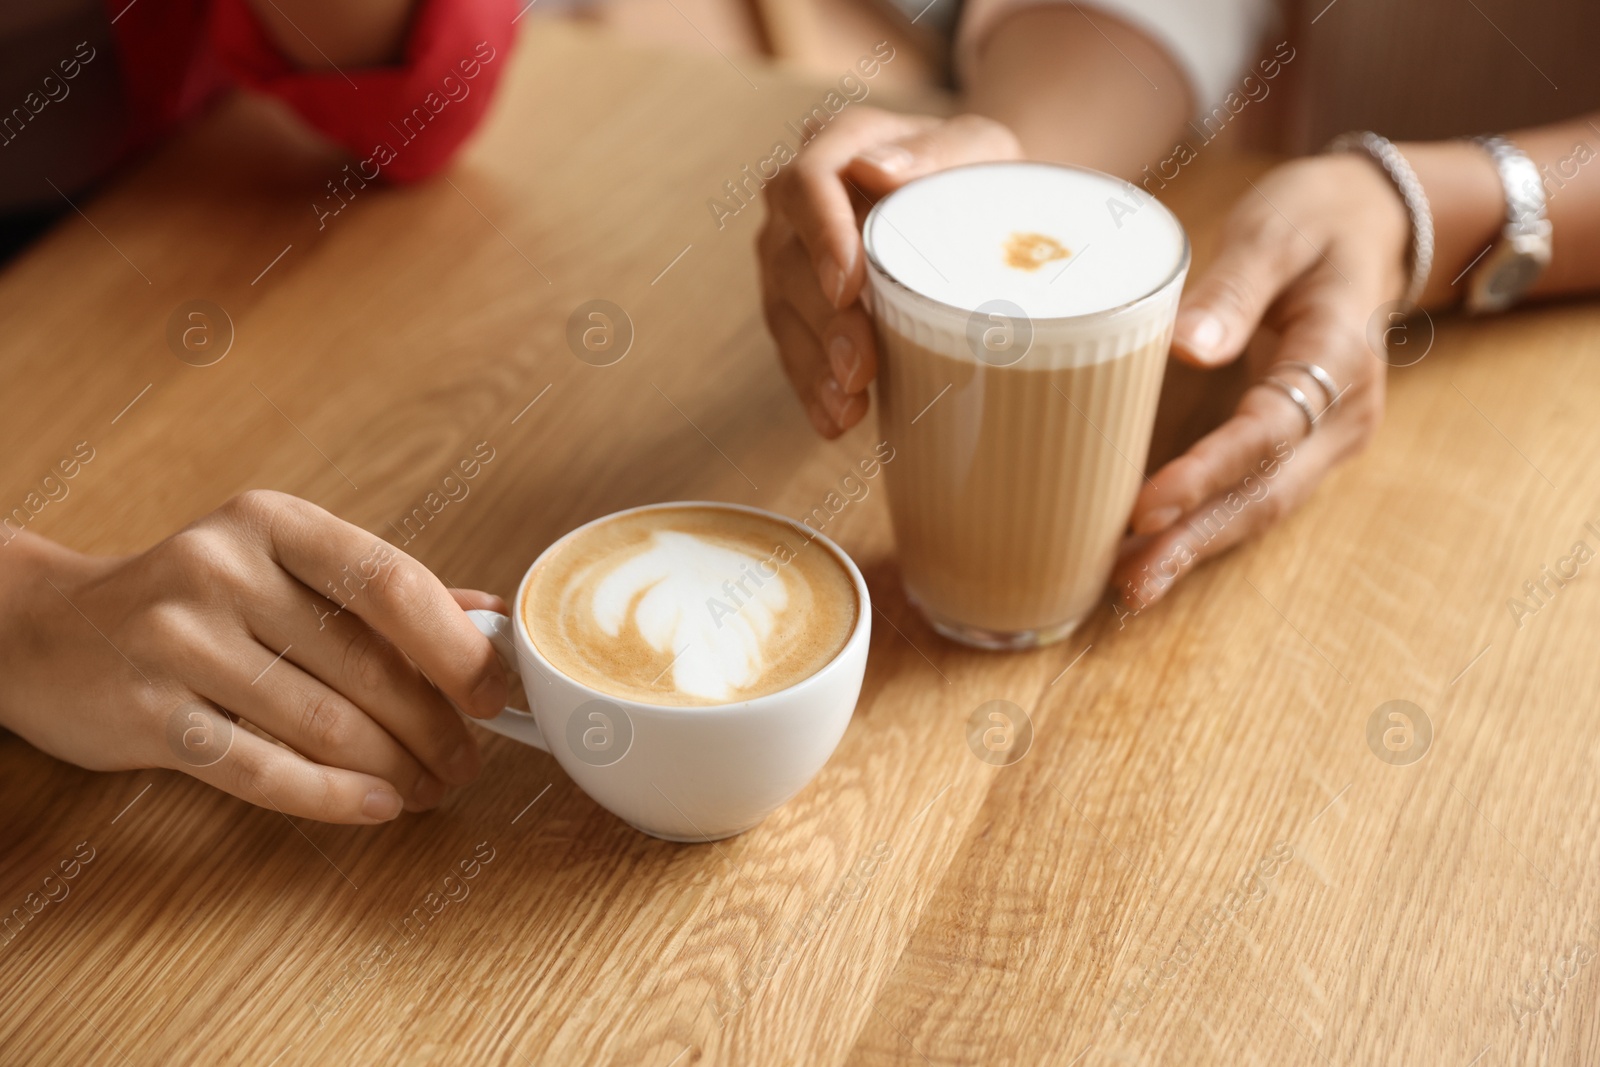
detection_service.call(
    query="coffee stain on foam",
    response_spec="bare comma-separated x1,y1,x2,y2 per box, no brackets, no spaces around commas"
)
1003,232,1070,272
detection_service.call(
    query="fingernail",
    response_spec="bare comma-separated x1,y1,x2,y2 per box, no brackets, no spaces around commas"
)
362,788,403,821
818,256,846,310
818,377,851,424
1121,576,1169,611
470,670,508,718
1176,310,1225,359
857,145,914,174
823,247,856,308
445,740,480,784
1134,506,1182,536
829,334,860,387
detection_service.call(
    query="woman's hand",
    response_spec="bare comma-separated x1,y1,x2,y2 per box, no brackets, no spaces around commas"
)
758,107,1022,437
1114,153,1411,613
0,491,509,824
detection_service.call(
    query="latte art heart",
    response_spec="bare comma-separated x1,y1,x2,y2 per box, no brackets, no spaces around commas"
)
591,531,790,701
524,506,858,707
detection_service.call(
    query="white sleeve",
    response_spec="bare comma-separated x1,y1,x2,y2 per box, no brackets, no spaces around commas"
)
955,0,1275,117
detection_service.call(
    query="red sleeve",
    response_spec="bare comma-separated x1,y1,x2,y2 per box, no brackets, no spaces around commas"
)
210,0,517,181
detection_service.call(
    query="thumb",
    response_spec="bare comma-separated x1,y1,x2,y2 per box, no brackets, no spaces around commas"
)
844,114,1024,198
448,588,508,614
1170,189,1327,367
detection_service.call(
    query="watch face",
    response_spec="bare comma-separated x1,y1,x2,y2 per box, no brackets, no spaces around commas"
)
1488,256,1543,301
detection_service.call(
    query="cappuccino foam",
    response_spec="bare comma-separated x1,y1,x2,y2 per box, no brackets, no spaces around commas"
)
864,162,1186,327
523,506,858,706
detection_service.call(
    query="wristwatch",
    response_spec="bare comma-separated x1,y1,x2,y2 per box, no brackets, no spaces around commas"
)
1465,135,1552,314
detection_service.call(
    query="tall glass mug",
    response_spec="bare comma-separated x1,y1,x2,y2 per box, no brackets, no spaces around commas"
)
863,162,1190,649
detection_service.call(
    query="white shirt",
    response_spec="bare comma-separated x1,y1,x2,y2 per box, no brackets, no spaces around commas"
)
955,0,1274,117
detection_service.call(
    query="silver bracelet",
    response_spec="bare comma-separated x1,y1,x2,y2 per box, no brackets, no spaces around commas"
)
1326,131,1435,309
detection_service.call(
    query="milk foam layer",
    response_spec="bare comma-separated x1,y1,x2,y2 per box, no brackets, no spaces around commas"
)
864,162,1187,320
524,507,859,707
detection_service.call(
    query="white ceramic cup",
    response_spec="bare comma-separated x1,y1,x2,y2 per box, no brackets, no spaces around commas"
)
466,501,872,842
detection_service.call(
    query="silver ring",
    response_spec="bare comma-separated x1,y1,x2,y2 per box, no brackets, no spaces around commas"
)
1256,377,1316,435
1273,360,1340,411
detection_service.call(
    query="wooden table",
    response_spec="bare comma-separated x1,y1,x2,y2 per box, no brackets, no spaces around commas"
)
5,22,1600,1067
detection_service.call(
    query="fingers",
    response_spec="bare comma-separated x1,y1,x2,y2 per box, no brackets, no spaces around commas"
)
763,224,881,408
768,109,940,309
448,588,507,613
825,307,879,393
1136,264,1376,536
764,299,868,436
194,635,447,810
1129,390,1307,536
226,491,508,720
760,110,1020,439
1120,283,1383,606
179,714,407,825
1115,429,1344,611
1114,156,1397,611
1171,196,1322,367
844,113,1024,194
250,584,481,791
768,235,848,331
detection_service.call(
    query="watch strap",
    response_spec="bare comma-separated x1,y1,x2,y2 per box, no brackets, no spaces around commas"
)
1475,135,1551,238
1465,135,1553,314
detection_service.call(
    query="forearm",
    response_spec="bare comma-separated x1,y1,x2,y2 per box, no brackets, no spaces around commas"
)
245,0,417,69
1405,110,1600,308
963,5,1193,180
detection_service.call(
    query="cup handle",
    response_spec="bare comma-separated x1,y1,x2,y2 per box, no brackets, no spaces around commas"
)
465,609,549,752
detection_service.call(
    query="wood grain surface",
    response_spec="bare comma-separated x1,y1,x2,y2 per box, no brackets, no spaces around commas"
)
3,21,1600,1067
